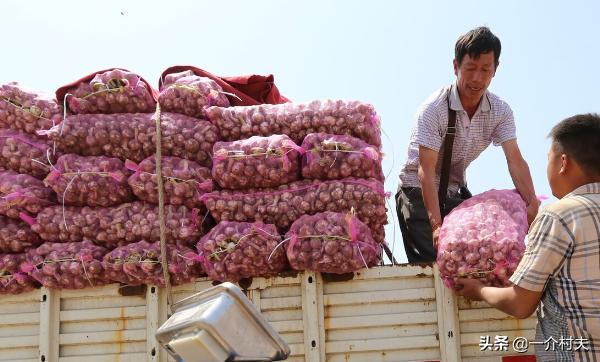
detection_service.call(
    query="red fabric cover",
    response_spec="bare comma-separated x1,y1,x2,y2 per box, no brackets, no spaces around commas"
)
159,65,289,106
502,357,536,362
55,68,159,104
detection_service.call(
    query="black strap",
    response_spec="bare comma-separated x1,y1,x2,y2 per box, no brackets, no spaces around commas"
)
438,92,457,215
382,243,399,265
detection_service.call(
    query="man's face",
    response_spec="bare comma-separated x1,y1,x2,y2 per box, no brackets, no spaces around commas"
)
547,143,566,198
453,52,496,104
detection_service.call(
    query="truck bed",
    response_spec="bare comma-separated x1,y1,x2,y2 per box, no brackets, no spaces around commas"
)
0,264,537,362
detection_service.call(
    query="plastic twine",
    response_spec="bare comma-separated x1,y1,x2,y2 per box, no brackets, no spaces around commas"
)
154,103,173,312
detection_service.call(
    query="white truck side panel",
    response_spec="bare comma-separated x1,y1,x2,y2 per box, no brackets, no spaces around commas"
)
0,265,537,362
0,291,40,362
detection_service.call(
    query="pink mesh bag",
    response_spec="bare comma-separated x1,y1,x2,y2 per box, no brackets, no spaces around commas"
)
103,241,203,286
212,135,303,189
42,112,218,167
0,216,42,253
126,156,213,209
205,100,382,147
285,211,381,273
26,202,212,249
437,189,528,288
0,129,57,178
196,221,286,282
301,133,384,181
200,178,388,243
61,69,157,114
0,170,55,219
159,70,230,118
0,82,62,134
0,253,39,294
23,240,109,289
44,154,133,207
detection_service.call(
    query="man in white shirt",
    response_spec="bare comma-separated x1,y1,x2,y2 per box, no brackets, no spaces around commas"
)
396,26,539,262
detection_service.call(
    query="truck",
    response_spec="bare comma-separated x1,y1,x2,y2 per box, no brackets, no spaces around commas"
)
0,263,538,362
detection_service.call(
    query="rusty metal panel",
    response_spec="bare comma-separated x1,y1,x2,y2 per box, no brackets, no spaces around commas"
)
458,297,537,360
323,264,441,361
0,265,543,362
166,275,306,362
59,353,147,362
57,284,148,361
256,275,306,362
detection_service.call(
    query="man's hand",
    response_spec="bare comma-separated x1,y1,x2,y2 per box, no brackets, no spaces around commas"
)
418,146,443,249
432,224,441,248
526,199,540,226
501,140,539,226
454,278,543,319
454,278,484,300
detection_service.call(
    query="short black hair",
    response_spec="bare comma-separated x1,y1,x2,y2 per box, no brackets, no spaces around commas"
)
455,26,501,68
549,113,600,176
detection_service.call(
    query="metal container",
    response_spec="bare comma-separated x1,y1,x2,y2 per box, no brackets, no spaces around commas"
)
155,282,290,362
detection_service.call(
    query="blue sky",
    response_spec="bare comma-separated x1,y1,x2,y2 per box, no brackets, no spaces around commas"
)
3,0,599,262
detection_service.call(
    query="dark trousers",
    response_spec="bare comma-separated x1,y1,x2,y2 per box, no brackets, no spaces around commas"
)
395,187,466,263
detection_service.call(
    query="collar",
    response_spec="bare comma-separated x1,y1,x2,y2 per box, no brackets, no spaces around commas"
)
565,182,600,198
449,82,491,113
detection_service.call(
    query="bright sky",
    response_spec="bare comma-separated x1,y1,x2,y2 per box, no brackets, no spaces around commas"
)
3,0,599,262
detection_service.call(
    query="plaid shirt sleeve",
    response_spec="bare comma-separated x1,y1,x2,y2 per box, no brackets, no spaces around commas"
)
491,104,517,146
415,104,443,152
509,212,572,292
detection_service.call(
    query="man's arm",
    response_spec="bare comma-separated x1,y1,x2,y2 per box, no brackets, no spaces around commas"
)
501,139,540,224
456,210,571,319
455,278,542,319
418,146,442,243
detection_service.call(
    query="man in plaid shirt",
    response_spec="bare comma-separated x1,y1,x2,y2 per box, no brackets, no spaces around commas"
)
456,114,600,361
396,26,540,262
